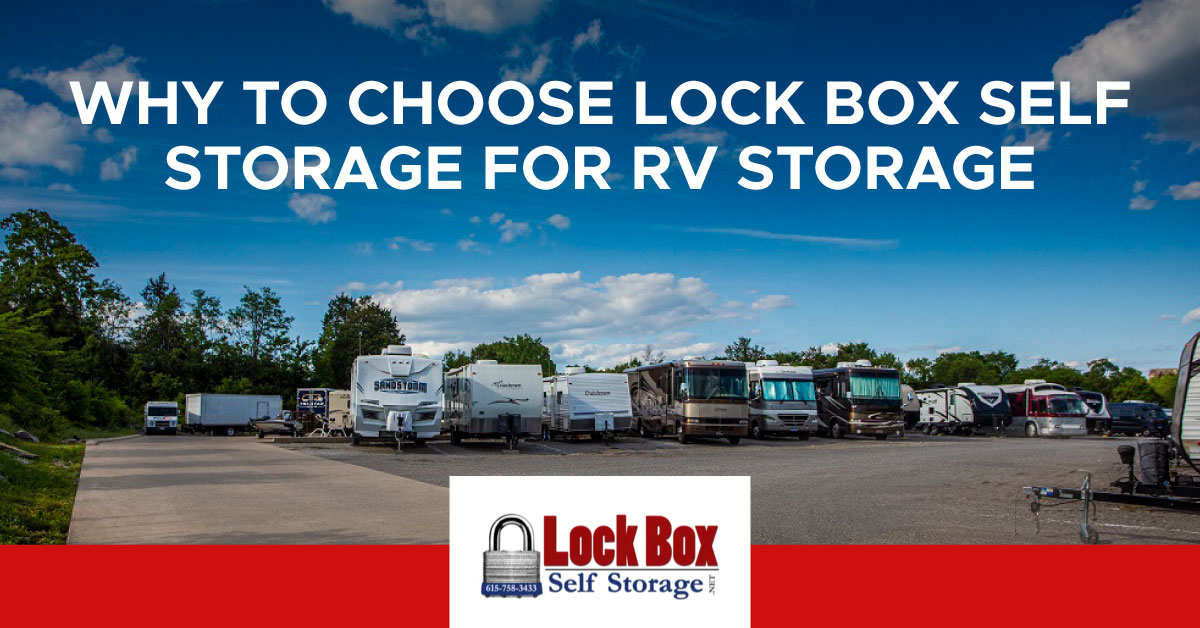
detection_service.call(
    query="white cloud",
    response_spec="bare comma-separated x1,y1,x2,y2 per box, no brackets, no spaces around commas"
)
1157,313,1178,321
1168,181,1200,200
603,171,625,183
9,45,142,102
1129,195,1158,210
557,340,721,369
287,193,337,224
353,242,374,254
47,182,76,193
439,207,453,216
572,19,603,51
546,213,570,230
937,346,965,355
457,234,484,252
819,343,841,356
750,294,793,310
1052,0,1200,145
322,0,423,30
1003,125,1052,151
93,127,114,144
389,235,435,252
1133,179,1148,193
0,89,85,172
337,280,369,293
469,215,482,224
653,126,728,147
1184,306,1200,325
684,226,898,249
498,219,532,243
500,43,551,85
99,146,137,181
488,211,505,224
252,155,323,188
0,167,36,182
426,0,550,33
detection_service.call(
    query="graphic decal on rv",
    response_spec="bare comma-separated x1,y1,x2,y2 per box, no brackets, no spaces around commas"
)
487,398,531,405
373,378,428,394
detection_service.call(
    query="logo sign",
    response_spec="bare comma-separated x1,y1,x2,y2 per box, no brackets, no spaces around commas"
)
492,380,523,389
451,476,750,628
583,390,611,396
374,378,428,393
297,390,328,410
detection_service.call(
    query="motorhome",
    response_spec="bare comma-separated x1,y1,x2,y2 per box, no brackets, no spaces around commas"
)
999,380,1087,437
144,401,179,435
915,384,1011,435
1173,330,1200,461
543,367,633,440
813,360,904,439
350,345,443,445
1072,389,1113,435
746,360,818,439
626,359,748,444
444,360,543,447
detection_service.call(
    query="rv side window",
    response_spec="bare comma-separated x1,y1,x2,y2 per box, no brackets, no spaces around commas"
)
557,391,563,404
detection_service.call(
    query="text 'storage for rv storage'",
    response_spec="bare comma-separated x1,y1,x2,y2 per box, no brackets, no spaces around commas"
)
2,2,1200,627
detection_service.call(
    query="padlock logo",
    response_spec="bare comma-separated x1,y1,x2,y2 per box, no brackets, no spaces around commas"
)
481,514,543,598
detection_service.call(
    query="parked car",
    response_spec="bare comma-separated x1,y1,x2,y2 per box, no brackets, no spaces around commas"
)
1107,401,1169,437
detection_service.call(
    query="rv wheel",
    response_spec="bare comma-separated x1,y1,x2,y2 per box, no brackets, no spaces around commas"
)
874,434,888,441
352,433,362,446
829,422,845,439
922,424,932,435
225,427,236,437
639,422,652,439
1141,427,1151,437
797,432,809,441
257,431,264,439
1080,527,1100,545
750,421,764,440
1025,422,1039,438
450,429,462,445
676,423,689,444
727,436,740,445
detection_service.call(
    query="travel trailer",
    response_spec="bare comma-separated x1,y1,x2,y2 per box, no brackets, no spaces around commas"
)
543,367,633,440
746,360,818,439
444,360,543,447
901,384,920,429
1072,389,1113,435
915,384,1011,435
626,359,748,444
350,345,443,446
144,401,179,435
326,389,352,432
813,360,904,439
184,393,281,436
999,380,1087,437
1174,330,1200,462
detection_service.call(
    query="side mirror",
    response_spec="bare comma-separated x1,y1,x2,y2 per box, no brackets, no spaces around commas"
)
1117,445,1135,466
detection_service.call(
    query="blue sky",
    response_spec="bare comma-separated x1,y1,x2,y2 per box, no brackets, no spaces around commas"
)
1,0,1198,370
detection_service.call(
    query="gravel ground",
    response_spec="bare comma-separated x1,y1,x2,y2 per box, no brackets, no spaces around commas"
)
283,432,1200,544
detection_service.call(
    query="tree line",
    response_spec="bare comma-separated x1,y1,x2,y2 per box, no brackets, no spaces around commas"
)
0,209,1178,437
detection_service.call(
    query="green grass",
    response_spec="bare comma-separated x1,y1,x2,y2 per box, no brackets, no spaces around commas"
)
0,433,87,544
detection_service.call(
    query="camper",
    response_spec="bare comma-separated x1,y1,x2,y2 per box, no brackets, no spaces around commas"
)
326,389,352,432
350,345,443,446
184,393,281,436
999,380,1087,437
915,384,1011,435
1072,389,1112,435
1173,331,1200,461
144,401,179,435
901,384,921,429
626,359,748,444
543,367,633,440
746,360,818,439
813,360,904,440
444,360,542,447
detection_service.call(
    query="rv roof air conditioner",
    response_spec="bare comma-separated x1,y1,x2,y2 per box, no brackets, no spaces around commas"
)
958,382,977,387
755,360,779,367
564,366,587,375
476,359,499,365
1024,379,1046,385
383,345,412,356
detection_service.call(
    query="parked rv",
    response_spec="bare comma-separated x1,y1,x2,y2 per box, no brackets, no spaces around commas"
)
999,380,1087,438
813,360,904,440
326,389,352,432
627,359,748,444
1108,401,1169,437
915,384,1011,435
1072,389,1113,435
350,345,443,446
901,384,920,429
543,367,633,440
144,401,179,435
444,360,542,448
184,393,282,436
1172,330,1200,462
746,360,818,439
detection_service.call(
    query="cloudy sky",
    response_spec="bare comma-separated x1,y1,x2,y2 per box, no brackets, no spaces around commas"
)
1,0,1198,370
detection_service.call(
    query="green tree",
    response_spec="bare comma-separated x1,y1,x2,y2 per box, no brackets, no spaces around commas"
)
905,357,933,388
444,349,472,371
724,337,766,363
1150,372,1178,408
129,274,187,400
312,294,404,388
469,334,556,375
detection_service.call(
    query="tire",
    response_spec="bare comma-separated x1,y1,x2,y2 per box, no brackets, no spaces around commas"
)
590,433,602,442
922,424,932,435
676,422,689,444
874,434,888,441
797,432,810,441
1025,422,1039,438
257,431,265,439
639,421,653,439
1141,427,1151,437
829,421,845,439
728,436,740,445
225,427,236,437
450,429,462,445
352,433,362,446
750,421,764,440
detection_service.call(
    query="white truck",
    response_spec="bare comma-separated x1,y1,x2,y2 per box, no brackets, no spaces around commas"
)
445,360,543,448
543,367,633,440
144,401,179,435
350,345,443,446
184,393,282,436
746,361,819,439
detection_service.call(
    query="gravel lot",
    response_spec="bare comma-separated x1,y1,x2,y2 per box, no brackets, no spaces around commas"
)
283,432,1200,544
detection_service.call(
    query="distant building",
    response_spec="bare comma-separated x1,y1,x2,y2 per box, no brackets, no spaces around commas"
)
1149,368,1178,379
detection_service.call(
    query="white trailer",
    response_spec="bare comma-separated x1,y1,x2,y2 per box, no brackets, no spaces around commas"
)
185,393,281,436
445,360,542,447
543,367,632,440
144,401,179,435
746,361,818,439
350,345,443,445
916,383,1011,435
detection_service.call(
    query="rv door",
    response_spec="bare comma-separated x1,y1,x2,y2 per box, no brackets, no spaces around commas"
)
256,400,269,419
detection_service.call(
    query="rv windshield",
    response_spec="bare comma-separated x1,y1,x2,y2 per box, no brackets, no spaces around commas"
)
762,379,816,402
1047,396,1086,415
684,368,747,401
146,406,176,417
849,373,901,400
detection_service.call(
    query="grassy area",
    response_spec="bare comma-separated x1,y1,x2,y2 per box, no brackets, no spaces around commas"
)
0,432,87,544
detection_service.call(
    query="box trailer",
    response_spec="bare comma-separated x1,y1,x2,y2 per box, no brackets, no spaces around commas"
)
350,345,443,445
915,383,1011,435
543,367,632,440
445,360,542,448
746,360,818,439
184,393,282,436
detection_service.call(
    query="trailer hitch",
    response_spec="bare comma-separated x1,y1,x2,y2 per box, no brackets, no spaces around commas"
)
1024,473,1100,544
